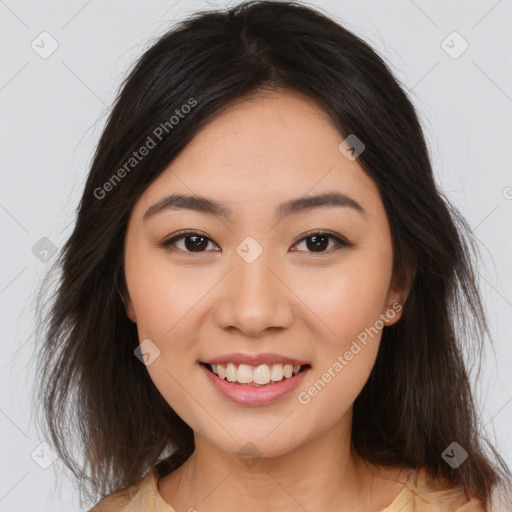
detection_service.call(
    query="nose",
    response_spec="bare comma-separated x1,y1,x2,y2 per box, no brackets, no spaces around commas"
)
212,250,294,338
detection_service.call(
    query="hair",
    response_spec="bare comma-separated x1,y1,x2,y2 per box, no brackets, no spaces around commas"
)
33,0,512,510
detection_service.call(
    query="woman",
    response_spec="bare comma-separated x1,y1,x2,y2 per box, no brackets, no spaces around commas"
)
34,1,512,511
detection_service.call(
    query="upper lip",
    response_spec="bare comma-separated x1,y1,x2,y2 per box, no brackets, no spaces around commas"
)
202,353,310,367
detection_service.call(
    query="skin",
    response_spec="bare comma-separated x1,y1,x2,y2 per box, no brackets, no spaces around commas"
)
123,90,413,512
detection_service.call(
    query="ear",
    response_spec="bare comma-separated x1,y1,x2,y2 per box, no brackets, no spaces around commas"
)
382,259,416,326
123,293,137,323
117,277,137,323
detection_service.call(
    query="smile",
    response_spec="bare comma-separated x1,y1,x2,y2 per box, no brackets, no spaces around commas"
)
204,362,310,386
200,362,312,405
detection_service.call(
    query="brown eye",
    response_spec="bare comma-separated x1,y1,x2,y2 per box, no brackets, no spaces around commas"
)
292,231,352,254
182,235,209,252
304,234,330,252
161,231,218,253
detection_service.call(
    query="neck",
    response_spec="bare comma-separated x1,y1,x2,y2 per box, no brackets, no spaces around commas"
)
157,413,406,512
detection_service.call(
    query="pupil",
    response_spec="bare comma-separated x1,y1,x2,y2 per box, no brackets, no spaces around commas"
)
185,235,208,252
307,234,328,252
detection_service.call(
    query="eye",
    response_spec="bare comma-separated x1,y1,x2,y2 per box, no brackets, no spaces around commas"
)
160,231,219,253
291,230,353,254
160,229,353,255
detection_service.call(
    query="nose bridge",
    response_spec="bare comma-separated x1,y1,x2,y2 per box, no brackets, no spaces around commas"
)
213,238,293,336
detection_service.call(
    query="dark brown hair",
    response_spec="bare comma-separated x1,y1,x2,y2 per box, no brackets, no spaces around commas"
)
33,1,512,509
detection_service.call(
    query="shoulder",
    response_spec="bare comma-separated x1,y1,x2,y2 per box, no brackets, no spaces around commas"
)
384,466,486,512
89,467,176,512
89,472,150,512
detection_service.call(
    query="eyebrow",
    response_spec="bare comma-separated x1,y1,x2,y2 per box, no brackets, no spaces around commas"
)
143,191,365,222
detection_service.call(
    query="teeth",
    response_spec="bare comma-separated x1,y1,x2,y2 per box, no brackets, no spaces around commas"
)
225,363,237,382
253,364,270,384
270,364,283,381
209,363,304,385
237,364,254,384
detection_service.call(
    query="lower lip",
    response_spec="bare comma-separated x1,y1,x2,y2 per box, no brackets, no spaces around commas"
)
200,363,311,406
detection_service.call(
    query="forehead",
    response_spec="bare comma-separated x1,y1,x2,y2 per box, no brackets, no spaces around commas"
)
171,91,345,178
132,91,382,221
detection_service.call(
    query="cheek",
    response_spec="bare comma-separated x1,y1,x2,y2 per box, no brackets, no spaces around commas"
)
308,259,391,347
124,247,209,393
314,283,383,390
298,278,385,424
125,247,210,338
125,257,203,421
301,250,392,406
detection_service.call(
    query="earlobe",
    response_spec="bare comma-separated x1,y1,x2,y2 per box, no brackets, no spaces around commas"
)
383,261,416,326
116,278,137,323
383,299,404,326
123,295,137,323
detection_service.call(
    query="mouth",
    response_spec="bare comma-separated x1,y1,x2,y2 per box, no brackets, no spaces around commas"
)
200,362,312,387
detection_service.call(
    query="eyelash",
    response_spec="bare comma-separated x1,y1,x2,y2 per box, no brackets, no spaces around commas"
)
160,230,353,255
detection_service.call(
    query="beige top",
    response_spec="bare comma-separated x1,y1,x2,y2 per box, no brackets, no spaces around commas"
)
90,465,485,512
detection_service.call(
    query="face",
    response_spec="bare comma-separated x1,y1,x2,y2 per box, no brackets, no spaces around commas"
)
123,90,408,459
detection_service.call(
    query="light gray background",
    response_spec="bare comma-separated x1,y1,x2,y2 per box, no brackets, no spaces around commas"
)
1,0,511,511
